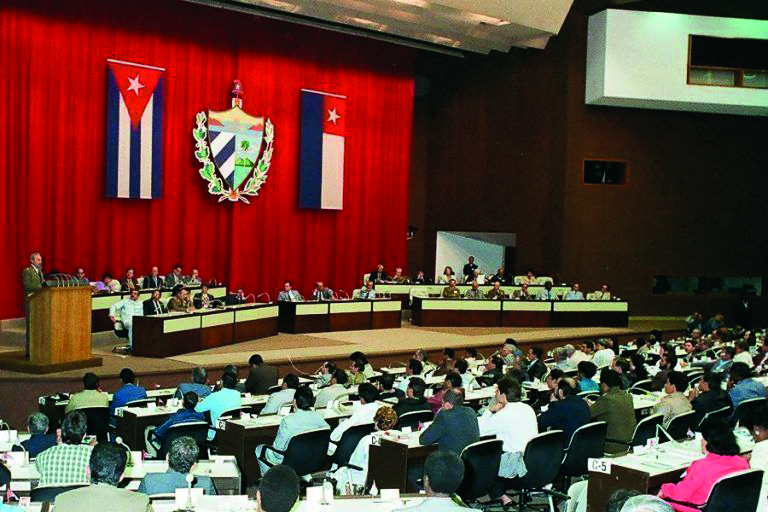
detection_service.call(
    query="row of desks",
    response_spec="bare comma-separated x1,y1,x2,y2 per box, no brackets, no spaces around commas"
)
411,297,629,327
277,300,401,334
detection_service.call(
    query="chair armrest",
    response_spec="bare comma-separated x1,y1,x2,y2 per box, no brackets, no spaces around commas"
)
662,497,703,510
264,445,286,456
337,463,364,472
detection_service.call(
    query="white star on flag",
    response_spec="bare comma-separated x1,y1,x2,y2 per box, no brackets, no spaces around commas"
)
327,107,341,125
127,74,145,96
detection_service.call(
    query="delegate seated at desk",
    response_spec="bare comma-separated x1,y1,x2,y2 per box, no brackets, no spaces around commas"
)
357,281,377,299
167,285,195,313
139,436,216,496
485,282,506,300
195,372,241,441
277,282,303,302
463,281,483,299
142,289,168,316
441,280,460,299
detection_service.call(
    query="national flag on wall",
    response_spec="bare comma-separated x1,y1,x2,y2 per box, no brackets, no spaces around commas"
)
105,59,165,199
299,89,347,210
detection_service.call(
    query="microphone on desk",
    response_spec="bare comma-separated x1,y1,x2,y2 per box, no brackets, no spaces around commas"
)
115,436,134,467
337,290,350,300
208,277,219,286
656,423,676,444
245,293,257,303
255,292,270,303
185,473,195,509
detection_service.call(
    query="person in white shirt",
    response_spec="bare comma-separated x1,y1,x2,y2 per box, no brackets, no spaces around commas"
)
315,369,350,408
108,288,143,347
591,339,615,368
357,280,377,300
328,383,380,455
261,374,299,415
349,351,376,379
569,342,593,367
195,372,242,441
277,281,303,302
733,339,753,366
453,358,479,391
744,403,768,512
564,283,585,301
592,284,611,301
398,359,423,393
479,377,538,507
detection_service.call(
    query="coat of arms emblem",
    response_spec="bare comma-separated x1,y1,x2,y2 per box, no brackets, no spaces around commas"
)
193,80,274,203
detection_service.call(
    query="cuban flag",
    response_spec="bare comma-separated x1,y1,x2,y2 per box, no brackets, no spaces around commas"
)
299,89,346,210
105,59,165,199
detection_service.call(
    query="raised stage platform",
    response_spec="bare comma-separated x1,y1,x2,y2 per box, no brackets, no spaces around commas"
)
0,316,684,430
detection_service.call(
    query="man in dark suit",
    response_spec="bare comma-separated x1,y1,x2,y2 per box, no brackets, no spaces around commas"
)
419,389,479,455
226,287,248,305
16,412,57,458
538,378,591,446
393,377,432,419
244,354,278,395
525,346,548,382
462,256,478,283
21,251,45,356
689,372,732,426
378,373,405,401
142,266,163,290
368,263,388,283
142,290,168,316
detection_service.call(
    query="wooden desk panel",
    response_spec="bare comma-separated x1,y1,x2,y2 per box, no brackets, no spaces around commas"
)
278,300,402,334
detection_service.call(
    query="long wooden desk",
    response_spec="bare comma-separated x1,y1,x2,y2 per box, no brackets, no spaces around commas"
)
372,283,572,309
411,297,628,327
132,303,278,358
91,285,227,332
277,299,401,334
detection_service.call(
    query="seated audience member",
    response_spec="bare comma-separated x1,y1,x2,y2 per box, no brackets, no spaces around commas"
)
520,270,536,285
316,361,337,388
54,442,149,512
453,358,479,390
391,267,410,284
655,371,692,428
98,273,121,293
659,418,749,511
147,392,205,454
728,361,767,411
539,377,591,445
350,351,375,378
538,281,557,300
525,346,547,382
195,371,242,441
413,348,435,373
174,367,212,400
680,340,697,364
691,346,735,377
315,369,349,408
244,354,278,395
369,263,388,283
16,412,56,457
225,287,248,305
167,284,194,312
393,377,432,419
480,378,538,506
733,339,753,366
463,280,483,299
545,368,566,401
108,288,143,345
744,404,768,510
573,341,594,365
427,373,462,415
441,279,461,299
256,464,300,512
347,359,367,385
592,284,612,301
629,353,650,385
592,338,616,368
142,266,163,290
66,372,109,413
165,264,184,288
704,313,725,335
36,411,92,486
193,284,216,308
420,389,479,455
634,337,651,357
481,356,505,385
470,268,485,285
551,347,571,371
651,352,679,392
357,280,377,299
378,373,405,401
393,451,467,512
485,281,506,300
397,359,424,393
432,347,456,377
142,289,167,316
565,283,585,300
590,369,636,454
688,372,732,426
185,268,201,286
436,266,455,285
110,368,148,418
611,357,632,389
605,489,642,512
120,267,141,291
139,436,216,496
488,267,507,285
413,270,430,285
329,383,380,455
256,385,330,477
310,281,334,301
331,406,398,492
261,373,299,415
500,339,522,366
277,281,303,302
513,282,533,300
577,361,600,393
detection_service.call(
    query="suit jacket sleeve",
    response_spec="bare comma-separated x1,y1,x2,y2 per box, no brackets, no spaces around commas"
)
22,267,42,295
419,410,446,446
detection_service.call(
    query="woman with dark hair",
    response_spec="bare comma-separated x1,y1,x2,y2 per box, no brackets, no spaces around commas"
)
659,418,748,511
436,266,455,285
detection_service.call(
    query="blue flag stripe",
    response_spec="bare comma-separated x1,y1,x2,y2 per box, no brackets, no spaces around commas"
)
151,77,164,198
129,124,142,198
299,91,324,208
105,70,120,197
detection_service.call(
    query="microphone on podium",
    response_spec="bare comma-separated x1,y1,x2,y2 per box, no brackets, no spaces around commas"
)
255,292,270,303
244,293,256,303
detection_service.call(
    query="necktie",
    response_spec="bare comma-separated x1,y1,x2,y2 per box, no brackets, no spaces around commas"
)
155,301,160,315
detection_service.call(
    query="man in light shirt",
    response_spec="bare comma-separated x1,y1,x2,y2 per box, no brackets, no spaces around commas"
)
564,283,584,300
277,281,303,302
261,374,300,415
591,339,615,368
743,403,768,512
733,339,754,366
654,371,692,428
314,369,349,408
328,383,380,455
108,288,143,347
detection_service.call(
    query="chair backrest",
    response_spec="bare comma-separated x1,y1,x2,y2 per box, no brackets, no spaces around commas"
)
666,410,698,441
576,391,600,401
733,397,767,426
281,428,331,476
30,484,88,502
517,430,565,489
158,421,210,460
0,462,10,488
697,405,732,430
560,422,608,478
332,423,375,466
631,414,663,447
218,406,252,422
456,439,503,501
687,373,704,387
631,379,653,392
125,398,156,408
703,468,764,512
75,406,110,443
266,385,283,395
397,410,433,430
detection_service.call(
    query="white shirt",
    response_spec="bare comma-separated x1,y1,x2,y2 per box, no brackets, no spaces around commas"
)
328,402,380,454
478,402,538,478
460,372,480,391
734,351,753,366
109,298,143,325
261,388,296,415
314,384,348,408
569,351,592,367
592,348,615,368
751,439,768,512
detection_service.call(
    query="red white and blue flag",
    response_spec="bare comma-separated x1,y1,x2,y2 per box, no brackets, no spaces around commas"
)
105,59,165,199
299,89,346,210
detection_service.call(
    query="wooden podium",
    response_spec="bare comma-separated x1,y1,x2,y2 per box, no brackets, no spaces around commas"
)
0,286,102,374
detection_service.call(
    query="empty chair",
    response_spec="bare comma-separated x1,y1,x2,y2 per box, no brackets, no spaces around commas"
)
504,430,566,512
0,462,9,488
30,484,88,503
257,428,331,478
666,410,698,441
558,421,608,490
732,397,767,426
397,410,433,431
75,406,110,444
664,468,764,512
630,414,664,448
156,421,210,460
696,406,732,430
331,423,375,467
455,439,503,504
631,379,653,392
